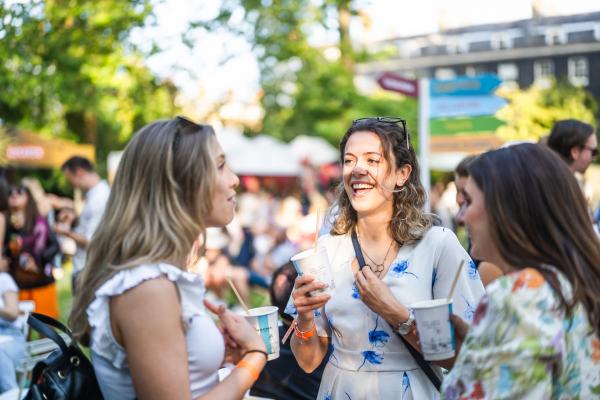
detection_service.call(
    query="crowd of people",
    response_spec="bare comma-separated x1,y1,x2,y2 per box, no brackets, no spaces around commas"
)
0,115,598,399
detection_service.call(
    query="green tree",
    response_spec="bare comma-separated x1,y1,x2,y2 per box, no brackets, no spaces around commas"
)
198,0,416,145
0,0,178,173
496,80,598,142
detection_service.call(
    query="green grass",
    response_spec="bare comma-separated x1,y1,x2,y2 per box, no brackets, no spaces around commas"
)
57,261,74,326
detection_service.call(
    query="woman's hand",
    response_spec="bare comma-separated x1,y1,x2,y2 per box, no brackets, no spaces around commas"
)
292,274,330,324
203,300,266,354
355,265,405,321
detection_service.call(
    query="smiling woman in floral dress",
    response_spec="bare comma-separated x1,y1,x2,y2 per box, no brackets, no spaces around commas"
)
289,118,485,399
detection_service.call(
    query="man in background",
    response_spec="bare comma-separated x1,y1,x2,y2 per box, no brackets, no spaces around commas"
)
548,119,599,235
54,156,110,293
548,119,597,175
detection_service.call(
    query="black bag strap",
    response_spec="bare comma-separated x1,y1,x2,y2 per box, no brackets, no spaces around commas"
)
350,230,441,392
27,312,71,353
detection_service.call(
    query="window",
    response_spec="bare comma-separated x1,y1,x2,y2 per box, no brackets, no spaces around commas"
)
435,68,456,80
545,28,565,45
568,56,589,86
498,63,519,83
465,65,486,77
534,59,554,87
492,33,513,50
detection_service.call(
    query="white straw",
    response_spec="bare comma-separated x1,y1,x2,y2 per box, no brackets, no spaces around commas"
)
447,260,465,302
226,278,249,313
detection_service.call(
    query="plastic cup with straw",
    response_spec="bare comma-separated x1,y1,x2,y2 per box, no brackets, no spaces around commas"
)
282,209,333,344
411,260,465,361
227,278,281,360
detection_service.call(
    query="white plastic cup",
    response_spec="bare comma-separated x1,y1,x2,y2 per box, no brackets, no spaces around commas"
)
242,306,280,361
290,247,335,296
411,298,455,361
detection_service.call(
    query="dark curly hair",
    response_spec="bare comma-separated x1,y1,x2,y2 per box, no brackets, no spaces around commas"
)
330,119,432,244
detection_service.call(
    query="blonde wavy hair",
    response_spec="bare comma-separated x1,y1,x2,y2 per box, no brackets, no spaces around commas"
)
331,118,432,244
69,117,217,344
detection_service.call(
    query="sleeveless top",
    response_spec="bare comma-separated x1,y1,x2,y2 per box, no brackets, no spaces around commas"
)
87,263,225,399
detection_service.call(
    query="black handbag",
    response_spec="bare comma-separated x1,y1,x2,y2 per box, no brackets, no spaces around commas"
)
24,313,103,400
351,230,442,392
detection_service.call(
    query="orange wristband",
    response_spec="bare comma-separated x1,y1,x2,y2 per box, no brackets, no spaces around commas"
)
237,359,260,381
294,320,316,341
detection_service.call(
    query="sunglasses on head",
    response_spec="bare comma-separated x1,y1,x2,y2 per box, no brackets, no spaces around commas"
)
352,116,410,150
9,186,26,196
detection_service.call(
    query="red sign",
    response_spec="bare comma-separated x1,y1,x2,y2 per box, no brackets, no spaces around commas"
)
377,72,419,98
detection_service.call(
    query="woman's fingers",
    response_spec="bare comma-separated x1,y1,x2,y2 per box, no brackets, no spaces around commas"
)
203,299,226,315
295,293,330,307
294,274,316,289
292,280,328,299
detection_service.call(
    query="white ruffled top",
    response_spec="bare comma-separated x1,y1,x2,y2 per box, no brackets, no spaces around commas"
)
87,263,225,400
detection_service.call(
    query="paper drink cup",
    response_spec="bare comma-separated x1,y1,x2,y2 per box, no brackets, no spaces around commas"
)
242,306,280,361
411,298,455,361
290,247,335,296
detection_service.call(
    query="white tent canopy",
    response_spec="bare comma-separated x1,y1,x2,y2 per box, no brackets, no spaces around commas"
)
222,132,301,176
289,135,339,166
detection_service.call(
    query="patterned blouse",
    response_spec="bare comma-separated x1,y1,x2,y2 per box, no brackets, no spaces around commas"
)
443,268,600,399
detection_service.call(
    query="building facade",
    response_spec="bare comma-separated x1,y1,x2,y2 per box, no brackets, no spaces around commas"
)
356,12,600,101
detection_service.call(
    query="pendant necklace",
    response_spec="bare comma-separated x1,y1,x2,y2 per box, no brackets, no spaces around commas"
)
357,229,395,278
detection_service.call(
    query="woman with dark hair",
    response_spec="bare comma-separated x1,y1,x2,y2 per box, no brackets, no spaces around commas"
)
5,184,59,318
0,176,26,394
290,118,485,399
443,143,600,398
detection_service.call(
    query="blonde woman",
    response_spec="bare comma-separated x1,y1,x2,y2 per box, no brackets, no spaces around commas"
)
69,117,267,400
290,118,485,399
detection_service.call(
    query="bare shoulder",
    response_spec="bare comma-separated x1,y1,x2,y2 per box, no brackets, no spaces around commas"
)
111,275,179,310
110,276,183,345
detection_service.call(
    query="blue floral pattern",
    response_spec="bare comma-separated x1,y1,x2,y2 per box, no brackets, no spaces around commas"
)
351,282,360,299
358,350,384,370
391,260,418,279
467,259,479,280
307,229,485,399
368,316,390,348
402,372,411,400
463,296,475,321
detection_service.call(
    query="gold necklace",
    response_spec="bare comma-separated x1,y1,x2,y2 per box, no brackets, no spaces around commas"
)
357,230,395,278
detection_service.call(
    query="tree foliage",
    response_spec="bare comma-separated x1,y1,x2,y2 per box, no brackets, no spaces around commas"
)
199,0,416,145
0,0,178,172
496,80,598,142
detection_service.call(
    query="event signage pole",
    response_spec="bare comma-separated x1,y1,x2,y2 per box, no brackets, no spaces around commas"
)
418,77,430,212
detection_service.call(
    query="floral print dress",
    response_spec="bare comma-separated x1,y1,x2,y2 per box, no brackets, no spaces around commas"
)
443,268,600,399
287,227,486,400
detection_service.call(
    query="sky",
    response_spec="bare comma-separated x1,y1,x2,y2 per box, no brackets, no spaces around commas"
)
131,0,600,107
